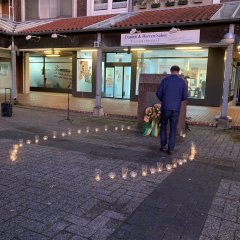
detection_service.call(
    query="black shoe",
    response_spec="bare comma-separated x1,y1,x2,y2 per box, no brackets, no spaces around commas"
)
160,146,166,152
167,150,172,155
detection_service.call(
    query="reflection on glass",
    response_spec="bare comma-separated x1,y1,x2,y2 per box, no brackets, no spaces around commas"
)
94,0,108,10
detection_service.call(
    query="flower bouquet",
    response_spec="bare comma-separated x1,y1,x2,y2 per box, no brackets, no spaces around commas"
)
143,103,161,137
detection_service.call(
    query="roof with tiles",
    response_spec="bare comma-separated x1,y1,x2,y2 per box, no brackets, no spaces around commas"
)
18,15,116,34
112,4,223,28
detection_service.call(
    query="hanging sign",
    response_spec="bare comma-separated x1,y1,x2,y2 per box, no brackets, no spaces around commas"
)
121,29,200,46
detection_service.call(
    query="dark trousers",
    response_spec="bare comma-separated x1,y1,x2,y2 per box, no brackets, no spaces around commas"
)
160,110,180,151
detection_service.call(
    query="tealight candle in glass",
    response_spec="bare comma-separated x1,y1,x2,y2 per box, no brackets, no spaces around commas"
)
61,132,66,137
142,165,147,176
43,136,48,141
172,159,178,168
114,126,118,131
182,132,186,138
130,171,137,178
18,139,23,147
35,135,39,144
67,129,71,135
166,164,173,171
189,154,195,161
52,131,57,139
77,129,81,134
109,172,116,180
95,128,99,133
95,169,101,182
104,125,108,131
122,167,128,179
157,162,163,172
127,126,131,130
86,127,90,133
150,167,156,174
178,159,184,166
120,125,124,131
26,140,31,145
183,153,188,163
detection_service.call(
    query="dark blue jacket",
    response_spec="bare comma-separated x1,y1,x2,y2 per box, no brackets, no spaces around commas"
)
156,74,187,111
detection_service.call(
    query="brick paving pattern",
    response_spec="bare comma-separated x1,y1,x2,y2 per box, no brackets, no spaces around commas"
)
0,106,240,239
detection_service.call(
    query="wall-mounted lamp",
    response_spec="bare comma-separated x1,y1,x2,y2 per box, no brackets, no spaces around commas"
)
51,33,73,42
26,35,41,41
130,28,141,34
169,27,181,34
221,32,235,45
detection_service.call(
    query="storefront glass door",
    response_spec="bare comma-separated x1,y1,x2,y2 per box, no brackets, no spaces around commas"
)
104,65,131,99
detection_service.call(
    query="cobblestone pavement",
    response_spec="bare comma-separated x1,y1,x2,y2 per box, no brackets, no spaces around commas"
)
0,106,240,240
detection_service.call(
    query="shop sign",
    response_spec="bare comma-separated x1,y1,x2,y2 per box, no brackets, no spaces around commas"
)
121,29,200,46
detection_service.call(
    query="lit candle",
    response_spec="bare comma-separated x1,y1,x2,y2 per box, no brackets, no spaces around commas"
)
61,132,66,137
52,131,57,139
13,144,19,150
182,153,188,163
18,139,23,147
150,167,156,174
130,171,137,178
142,165,147,176
77,129,81,134
43,136,48,141
179,131,183,137
104,125,108,131
166,164,173,171
121,125,124,131
127,126,131,130
67,129,71,135
182,133,186,138
26,140,31,145
178,159,184,166
86,127,90,133
122,167,128,179
114,126,118,131
172,159,178,169
95,169,101,182
35,135,39,144
95,128,99,132
157,162,163,172
10,155,17,161
189,154,195,161
109,172,116,180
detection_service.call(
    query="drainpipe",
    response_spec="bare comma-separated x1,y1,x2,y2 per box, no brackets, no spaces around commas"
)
11,36,17,100
218,24,235,128
93,33,104,116
128,0,133,12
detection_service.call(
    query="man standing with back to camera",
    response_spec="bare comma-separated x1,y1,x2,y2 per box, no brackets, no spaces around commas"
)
156,65,188,155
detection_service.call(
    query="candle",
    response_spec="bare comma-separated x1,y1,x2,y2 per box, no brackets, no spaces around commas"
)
67,129,71,135
166,164,173,171
189,154,195,161
35,135,39,144
127,126,131,130
104,125,108,131
182,133,186,138
26,140,31,145
172,159,178,168
157,162,163,172
86,127,90,133
130,171,137,178
95,128,99,132
114,126,118,131
121,125,124,131
109,172,116,180
61,132,66,137
95,169,101,182
77,129,81,134
150,167,156,174
122,167,128,179
182,153,188,163
10,155,17,161
52,131,57,139
178,159,184,166
13,144,19,150
142,165,147,176
179,131,183,137
43,136,48,141
18,139,23,147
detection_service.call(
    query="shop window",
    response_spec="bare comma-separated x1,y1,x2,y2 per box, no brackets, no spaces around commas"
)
136,49,208,99
112,0,127,9
0,62,11,92
29,56,72,89
77,51,93,93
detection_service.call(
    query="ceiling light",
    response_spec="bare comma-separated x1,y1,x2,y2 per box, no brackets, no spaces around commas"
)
80,49,97,52
175,47,202,50
123,48,146,51
45,54,60,57
44,50,60,54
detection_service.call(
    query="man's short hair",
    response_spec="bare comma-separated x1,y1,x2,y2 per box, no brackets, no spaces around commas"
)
170,65,180,72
